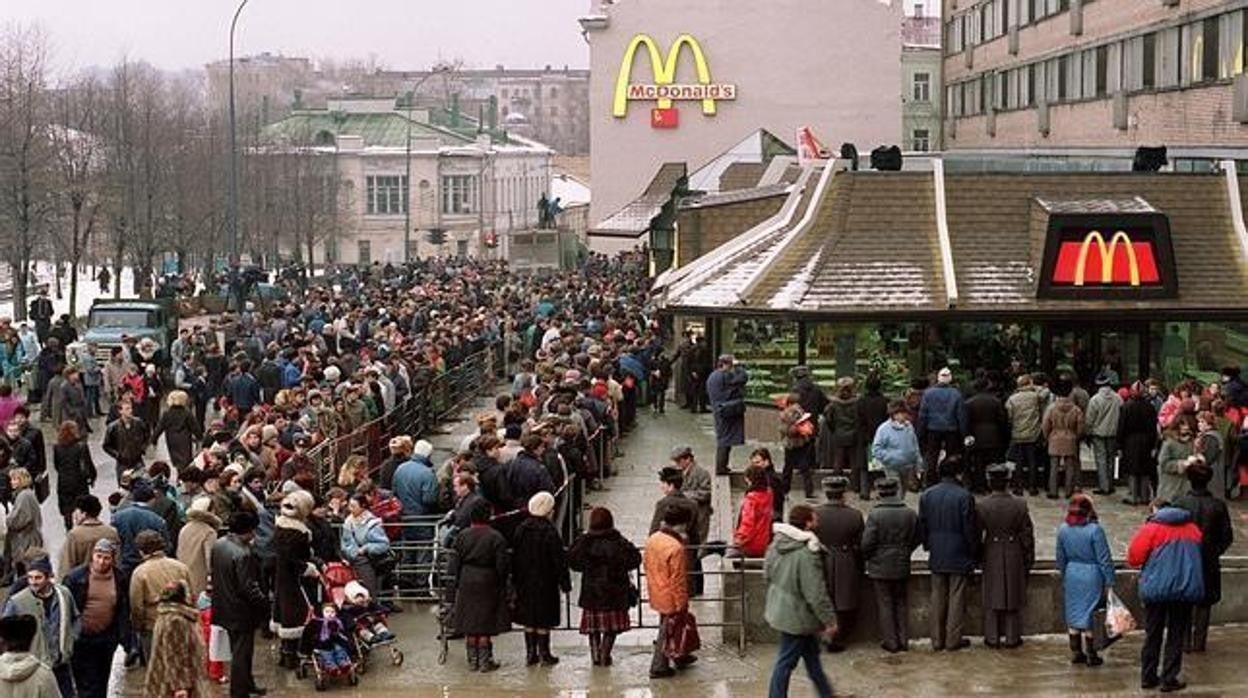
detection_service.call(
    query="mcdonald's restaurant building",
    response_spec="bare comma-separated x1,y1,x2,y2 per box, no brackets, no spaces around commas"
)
655,161,1248,402
580,0,903,252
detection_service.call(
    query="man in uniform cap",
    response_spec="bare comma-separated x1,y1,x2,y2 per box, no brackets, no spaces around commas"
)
811,476,864,652
977,464,1035,649
706,354,748,475
670,446,712,597
862,477,921,652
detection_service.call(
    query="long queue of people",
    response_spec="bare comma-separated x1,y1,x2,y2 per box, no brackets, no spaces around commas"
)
0,250,664,698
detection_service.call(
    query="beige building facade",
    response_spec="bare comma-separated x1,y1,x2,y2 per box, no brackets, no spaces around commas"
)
943,0,1248,157
583,0,903,235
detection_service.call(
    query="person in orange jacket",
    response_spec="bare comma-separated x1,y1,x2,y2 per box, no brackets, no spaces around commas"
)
644,505,692,679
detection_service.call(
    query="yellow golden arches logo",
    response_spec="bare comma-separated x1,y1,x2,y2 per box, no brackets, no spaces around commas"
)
612,33,737,118
1073,231,1141,287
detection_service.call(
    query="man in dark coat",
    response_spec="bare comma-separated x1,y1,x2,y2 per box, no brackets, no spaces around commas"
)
965,379,1009,494
649,466,702,596
812,476,864,652
211,511,270,698
1117,388,1160,506
29,288,54,344
857,374,890,453
102,399,149,480
64,538,128,698
861,477,920,653
706,354,748,475
1173,461,1233,652
918,456,977,651
790,365,827,422
976,464,1035,648
255,351,282,406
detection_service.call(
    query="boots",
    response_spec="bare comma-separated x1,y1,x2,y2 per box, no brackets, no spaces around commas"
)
589,633,602,666
524,631,540,666
538,632,559,666
1069,633,1087,665
466,642,480,672
600,633,616,667
478,641,500,673
1084,636,1103,667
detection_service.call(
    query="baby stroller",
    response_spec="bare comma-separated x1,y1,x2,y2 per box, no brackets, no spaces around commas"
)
294,608,361,691
323,561,405,671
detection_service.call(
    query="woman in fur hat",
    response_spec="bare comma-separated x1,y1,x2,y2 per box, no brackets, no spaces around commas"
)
271,489,319,669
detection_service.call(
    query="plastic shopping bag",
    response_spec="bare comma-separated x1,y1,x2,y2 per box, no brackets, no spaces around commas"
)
1105,589,1137,639
208,624,232,663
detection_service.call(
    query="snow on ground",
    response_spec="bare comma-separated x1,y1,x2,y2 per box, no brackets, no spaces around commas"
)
0,262,140,321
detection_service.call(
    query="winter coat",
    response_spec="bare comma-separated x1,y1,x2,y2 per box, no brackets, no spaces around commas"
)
1043,397,1085,457
0,652,60,698
707,366,748,447
858,391,890,446
1173,489,1234,605
649,493,702,544
681,463,713,546
176,509,220,601
918,479,978,575
152,406,202,468
210,535,268,632
567,528,641,612
1127,506,1204,605
111,503,170,573
1006,386,1046,443
102,416,149,467
824,396,861,448
871,419,921,471
449,524,511,635
59,380,89,432
340,513,390,563
54,441,96,518
1056,521,1115,631
505,451,555,509
143,602,206,698
510,516,571,628
916,384,966,438
2,584,76,667
812,501,864,611
793,377,827,420
58,521,120,574
1117,396,1159,478
271,516,315,638
763,523,836,636
5,488,43,563
1155,437,1194,505
734,489,774,557
965,391,1009,453
861,496,921,580
976,492,1035,611
1084,387,1123,439
129,553,192,632
643,528,688,615
393,456,439,517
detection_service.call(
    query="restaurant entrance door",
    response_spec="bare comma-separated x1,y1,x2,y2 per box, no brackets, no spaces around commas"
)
1042,322,1148,387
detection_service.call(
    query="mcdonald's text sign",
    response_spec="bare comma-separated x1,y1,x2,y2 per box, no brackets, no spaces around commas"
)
1038,212,1177,299
613,34,736,127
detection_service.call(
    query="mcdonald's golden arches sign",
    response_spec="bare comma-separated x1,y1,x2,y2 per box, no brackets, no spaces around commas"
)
613,33,737,128
1037,205,1178,299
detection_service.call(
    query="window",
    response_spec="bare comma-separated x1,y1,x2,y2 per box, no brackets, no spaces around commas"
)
1202,18,1220,83
365,175,408,215
441,175,479,214
1143,32,1157,88
549,105,558,117
1057,55,1069,101
357,240,371,265
912,72,931,102
456,239,469,257
1096,45,1109,96
912,129,930,152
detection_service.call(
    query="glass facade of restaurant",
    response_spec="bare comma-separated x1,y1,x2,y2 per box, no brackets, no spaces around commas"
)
712,316,1248,400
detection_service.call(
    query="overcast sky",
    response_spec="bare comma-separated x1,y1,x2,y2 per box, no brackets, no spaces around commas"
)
10,0,590,74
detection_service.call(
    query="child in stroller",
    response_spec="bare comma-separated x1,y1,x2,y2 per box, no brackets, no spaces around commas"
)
341,580,396,645
297,602,360,689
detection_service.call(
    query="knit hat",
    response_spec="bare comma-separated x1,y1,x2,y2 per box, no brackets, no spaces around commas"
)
344,580,369,602
413,439,434,459
528,491,556,518
27,557,53,576
93,538,118,556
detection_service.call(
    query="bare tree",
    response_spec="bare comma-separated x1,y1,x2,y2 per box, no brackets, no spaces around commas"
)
49,74,104,315
0,23,53,320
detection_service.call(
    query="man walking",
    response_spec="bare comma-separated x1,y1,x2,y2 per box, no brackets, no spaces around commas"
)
212,511,271,698
644,507,694,680
1173,461,1233,653
1006,375,1047,496
918,457,977,651
977,464,1035,648
102,399,149,480
64,540,128,698
861,477,920,653
811,476,863,652
764,504,837,698
1085,373,1123,495
916,367,966,486
2,557,78,697
1127,500,1204,692
706,354,748,475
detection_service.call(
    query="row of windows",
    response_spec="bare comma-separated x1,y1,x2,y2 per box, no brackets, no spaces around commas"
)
946,0,1077,55
500,86,559,99
948,9,1248,117
364,174,480,216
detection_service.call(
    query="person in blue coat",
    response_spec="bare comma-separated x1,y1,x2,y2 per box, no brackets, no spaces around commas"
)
916,367,967,487
111,479,172,575
918,456,977,651
393,439,440,561
706,354,748,475
1055,494,1115,667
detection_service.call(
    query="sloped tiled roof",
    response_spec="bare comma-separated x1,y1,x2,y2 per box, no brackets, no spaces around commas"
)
679,183,791,211
662,170,1248,317
719,162,767,191
264,111,471,148
590,163,686,237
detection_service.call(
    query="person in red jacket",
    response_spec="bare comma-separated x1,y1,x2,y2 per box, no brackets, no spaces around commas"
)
732,466,774,557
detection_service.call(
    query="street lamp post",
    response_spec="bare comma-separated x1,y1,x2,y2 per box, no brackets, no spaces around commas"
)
402,67,448,263
227,0,250,264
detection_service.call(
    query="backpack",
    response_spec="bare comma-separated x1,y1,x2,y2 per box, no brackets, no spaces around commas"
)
369,490,404,541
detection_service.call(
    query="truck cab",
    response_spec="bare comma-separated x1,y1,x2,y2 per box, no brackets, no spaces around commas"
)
82,299,178,364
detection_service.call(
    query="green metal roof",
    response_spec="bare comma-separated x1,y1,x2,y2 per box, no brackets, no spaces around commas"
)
264,111,472,149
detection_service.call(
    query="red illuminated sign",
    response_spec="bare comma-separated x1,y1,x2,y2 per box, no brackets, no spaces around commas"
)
1037,214,1177,300
1051,231,1161,286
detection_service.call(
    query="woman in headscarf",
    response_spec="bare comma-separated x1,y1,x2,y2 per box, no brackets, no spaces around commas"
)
272,489,318,669
144,581,207,697
510,491,571,667
1055,494,1115,668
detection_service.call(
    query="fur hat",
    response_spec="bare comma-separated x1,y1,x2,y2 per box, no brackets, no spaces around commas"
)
528,491,556,518
413,439,434,459
280,490,315,519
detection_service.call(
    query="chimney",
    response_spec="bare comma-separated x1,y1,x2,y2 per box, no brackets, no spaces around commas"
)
450,93,460,127
487,95,498,132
